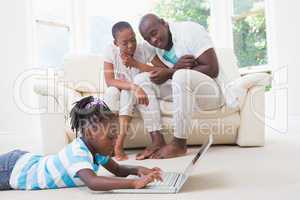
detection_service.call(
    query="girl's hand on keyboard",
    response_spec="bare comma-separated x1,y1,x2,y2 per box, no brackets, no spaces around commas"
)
137,166,162,177
133,171,163,189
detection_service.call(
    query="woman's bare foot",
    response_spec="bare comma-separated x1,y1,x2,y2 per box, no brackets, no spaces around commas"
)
114,148,129,161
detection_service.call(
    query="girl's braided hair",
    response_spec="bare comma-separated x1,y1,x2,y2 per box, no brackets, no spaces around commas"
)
70,96,114,137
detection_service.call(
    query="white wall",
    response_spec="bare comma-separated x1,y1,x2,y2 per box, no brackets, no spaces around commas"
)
266,0,300,132
0,0,42,153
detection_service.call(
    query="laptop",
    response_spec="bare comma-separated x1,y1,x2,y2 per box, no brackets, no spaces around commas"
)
100,134,213,194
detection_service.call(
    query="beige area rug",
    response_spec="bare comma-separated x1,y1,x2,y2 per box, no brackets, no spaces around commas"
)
2,131,300,200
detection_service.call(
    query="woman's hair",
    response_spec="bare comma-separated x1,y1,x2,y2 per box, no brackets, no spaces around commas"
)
112,21,132,40
70,96,114,137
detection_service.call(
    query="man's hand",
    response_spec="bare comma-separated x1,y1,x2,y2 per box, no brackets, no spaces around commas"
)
132,85,149,106
133,171,163,189
136,166,162,177
150,68,174,85
121,53,137,68
173,55,198,70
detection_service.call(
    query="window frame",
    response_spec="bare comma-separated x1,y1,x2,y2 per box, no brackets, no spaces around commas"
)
31,0,75,68
230,0,271,73
31,0,272,74
210,0,271,74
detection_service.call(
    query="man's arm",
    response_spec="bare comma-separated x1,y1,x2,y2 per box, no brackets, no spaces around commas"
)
172,48,219,78
191,48,219,78
151,55,169,69
149,48,219,84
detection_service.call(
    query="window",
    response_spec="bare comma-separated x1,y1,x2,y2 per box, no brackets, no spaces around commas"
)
153,0,211,29
86,0,210,54
232,0,268,68
86,0,154,54
33,0,71,68
32,0,268,72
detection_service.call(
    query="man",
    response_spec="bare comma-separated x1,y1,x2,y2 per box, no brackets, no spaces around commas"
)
134,14,225,159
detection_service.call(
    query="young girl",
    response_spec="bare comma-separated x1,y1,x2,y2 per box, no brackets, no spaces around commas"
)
0,96,162,191
103,21,166,161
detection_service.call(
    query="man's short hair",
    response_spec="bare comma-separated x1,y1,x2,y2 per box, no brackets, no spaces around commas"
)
139,14,161,32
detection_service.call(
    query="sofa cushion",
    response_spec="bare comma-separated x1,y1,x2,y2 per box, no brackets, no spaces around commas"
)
65,113,240,148
79,92,239,119
64,54,107,93
122,113,240,148
159,100,239,119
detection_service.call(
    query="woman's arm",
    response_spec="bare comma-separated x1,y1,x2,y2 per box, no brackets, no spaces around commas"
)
104,61,136,91
104,61,149,105
135,55,169,72
133,61,159,72
122,55,168,72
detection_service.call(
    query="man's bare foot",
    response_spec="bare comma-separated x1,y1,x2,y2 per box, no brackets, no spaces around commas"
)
151,138,187,159
136,131,166,160
114,148,129,161
150,144,187,159
136,144,163,160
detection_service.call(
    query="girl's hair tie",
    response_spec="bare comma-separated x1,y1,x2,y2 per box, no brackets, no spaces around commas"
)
85,97,107,109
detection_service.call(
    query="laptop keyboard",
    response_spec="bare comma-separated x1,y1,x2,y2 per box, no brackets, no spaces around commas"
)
150,172,179,186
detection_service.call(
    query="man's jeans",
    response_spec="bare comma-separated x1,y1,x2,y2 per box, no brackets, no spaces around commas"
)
0,150,27,190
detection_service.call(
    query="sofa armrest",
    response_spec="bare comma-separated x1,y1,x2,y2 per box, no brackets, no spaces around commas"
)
237,85,266,147
34,79,82,153
226,72,271,109
34,79,82,119
37,95,67,154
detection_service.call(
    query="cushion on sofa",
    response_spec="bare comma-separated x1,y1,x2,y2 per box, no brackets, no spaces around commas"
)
64,54,107,93
159,100,239,119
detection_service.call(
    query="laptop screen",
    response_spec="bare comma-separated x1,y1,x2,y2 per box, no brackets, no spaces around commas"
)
183,134,213,176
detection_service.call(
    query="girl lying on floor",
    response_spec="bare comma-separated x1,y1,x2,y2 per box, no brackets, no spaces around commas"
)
0,96,162,191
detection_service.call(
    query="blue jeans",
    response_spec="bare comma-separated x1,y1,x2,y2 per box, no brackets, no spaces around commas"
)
0,150,28,190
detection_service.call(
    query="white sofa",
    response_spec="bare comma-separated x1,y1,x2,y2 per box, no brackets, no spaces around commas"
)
34,49,271,154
